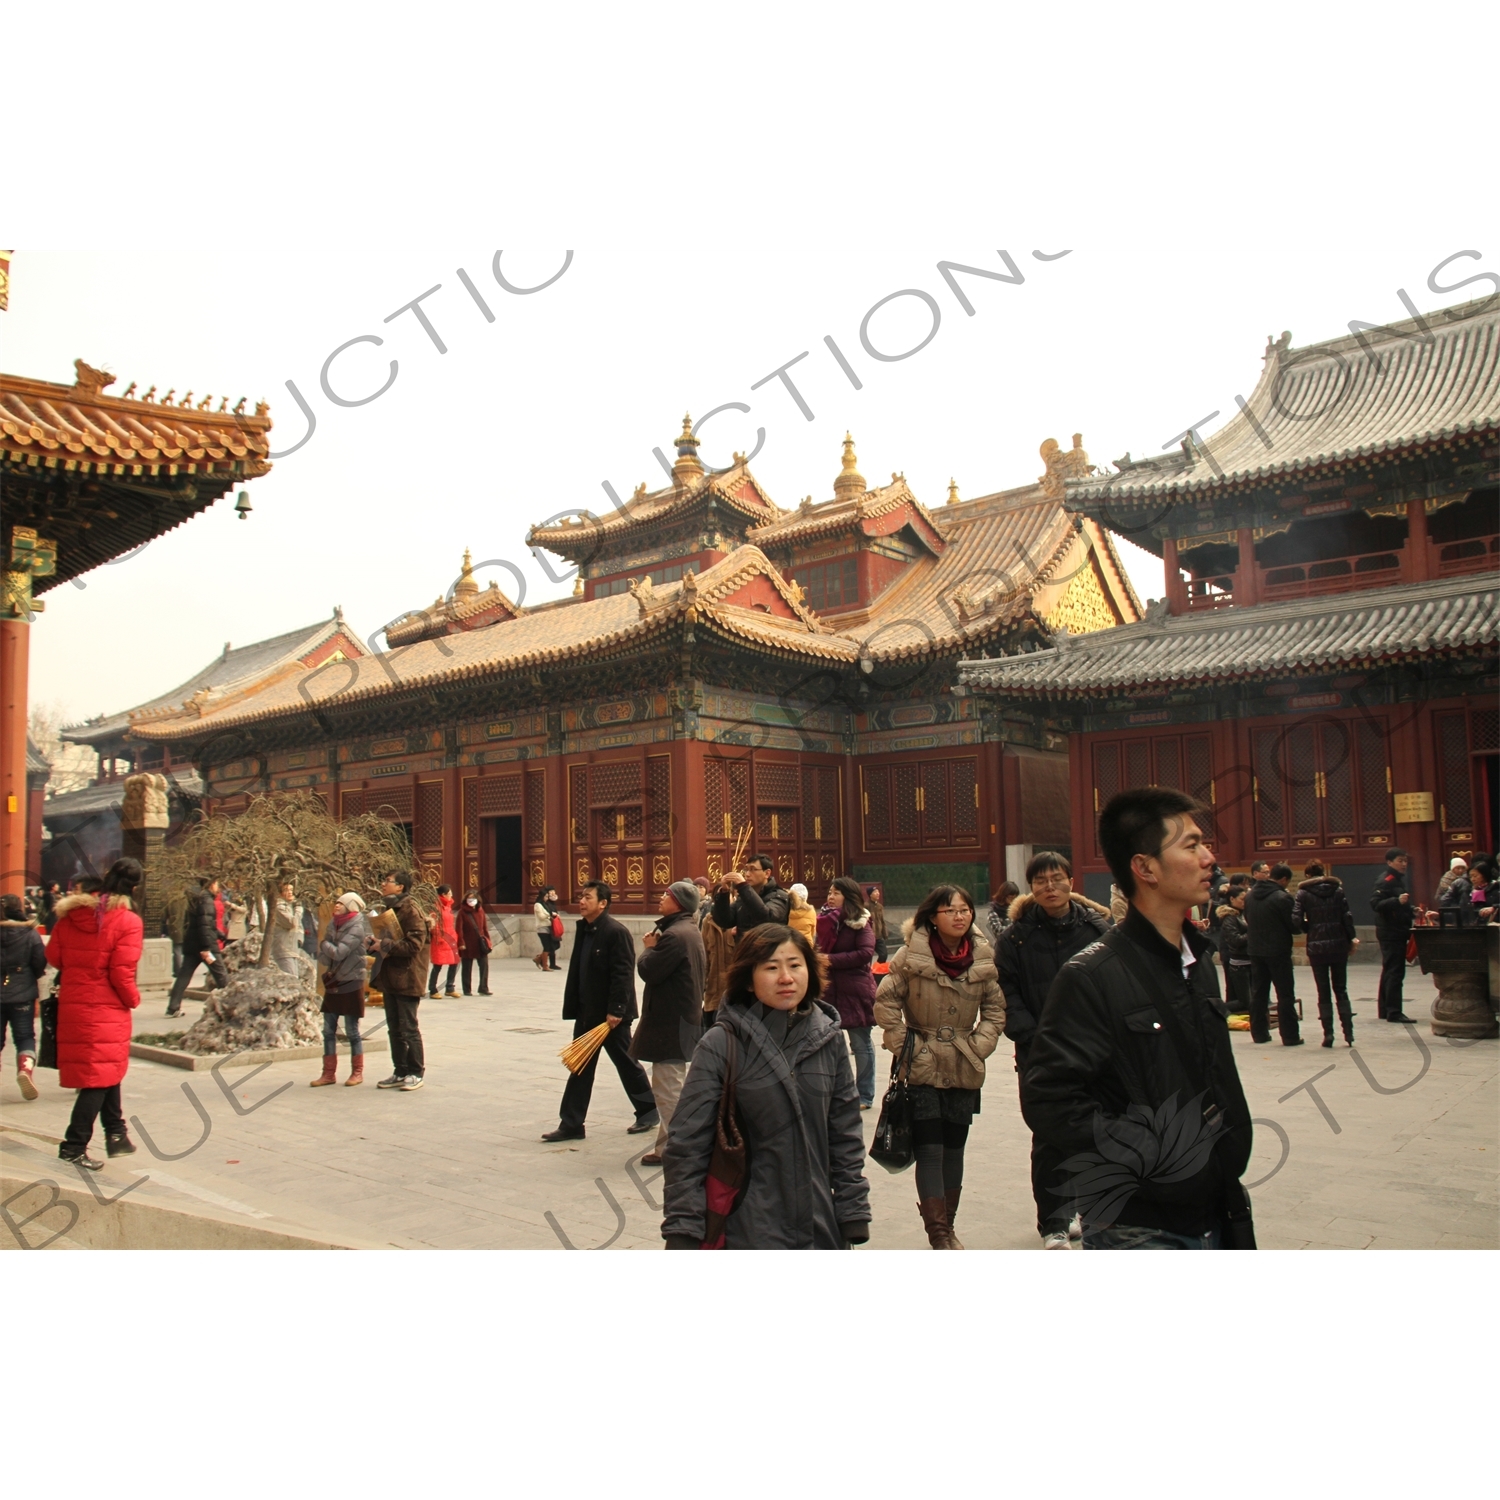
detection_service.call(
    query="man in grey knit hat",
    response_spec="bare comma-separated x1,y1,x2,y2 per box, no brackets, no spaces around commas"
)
631,880,707,1165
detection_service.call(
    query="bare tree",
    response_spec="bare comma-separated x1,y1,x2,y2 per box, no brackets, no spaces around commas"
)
28,700,98,796
154,791,435,965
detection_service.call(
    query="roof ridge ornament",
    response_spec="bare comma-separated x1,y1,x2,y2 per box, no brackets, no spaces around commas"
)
833,432,866,503
947,478,960,506
455,547,479,600
671,413,704,487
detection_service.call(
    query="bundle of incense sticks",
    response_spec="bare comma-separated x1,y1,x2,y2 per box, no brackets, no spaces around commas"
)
559,1022,612,1074
729,822,752,871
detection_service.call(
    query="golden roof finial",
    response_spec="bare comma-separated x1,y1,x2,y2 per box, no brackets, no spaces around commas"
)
672,412,704,485
455,547,479,599
947,478,960,506
833,432,866,503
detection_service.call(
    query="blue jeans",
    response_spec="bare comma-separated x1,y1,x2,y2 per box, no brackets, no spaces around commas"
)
323,1012,362,1056
1,1000,37,1058
847,1025,876,1106
1083,1223,1221,1250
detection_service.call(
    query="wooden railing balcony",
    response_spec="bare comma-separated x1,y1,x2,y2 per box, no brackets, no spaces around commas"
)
1436,534,1499,578
1177,531,1498,615
1260,548,1402,600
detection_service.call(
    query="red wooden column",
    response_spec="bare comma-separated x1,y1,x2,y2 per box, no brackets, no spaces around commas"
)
1236,528,1259,607
1163,536,1188,615
0,618,29,895
982,739,1006,891
670,739,708,884
1405,498,1432,582
544,749,567,900
841,751,862,878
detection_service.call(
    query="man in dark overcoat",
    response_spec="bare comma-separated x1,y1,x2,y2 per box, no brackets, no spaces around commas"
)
631,880,706,1165
543,881,659,1142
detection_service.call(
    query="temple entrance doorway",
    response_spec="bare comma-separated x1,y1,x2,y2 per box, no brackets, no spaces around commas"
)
489,816,523,905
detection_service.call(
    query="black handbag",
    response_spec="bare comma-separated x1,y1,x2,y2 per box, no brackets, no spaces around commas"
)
37,998,58,1070
869,1027,918,1173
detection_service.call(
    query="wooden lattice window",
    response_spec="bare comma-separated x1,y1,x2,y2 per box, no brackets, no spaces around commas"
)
590,760,640,806
367,786,413,822
951,759,979,838
341,789,365,819
463,779,481,847
1321,722,1356,845
477,776,521,816
1124,740,1151,790
863,766,891,848
415,782,444,851
1252,729,1285,846
1354,718,1391,842
920,762,949,847
802,766,839,845
1184,734,1214,842
1472,708,1499,752
1436,711,1473,834
569,765,588,845
756,761,799,805
526,771,546,846
1287,724,1320,845
893,764,920,845
647,756,671,843
1155,739,1182,795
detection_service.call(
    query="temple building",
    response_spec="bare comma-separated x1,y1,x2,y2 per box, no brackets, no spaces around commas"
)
118,426,1139,908
1,356,273,892
960,295,1500,905
44,610,365,886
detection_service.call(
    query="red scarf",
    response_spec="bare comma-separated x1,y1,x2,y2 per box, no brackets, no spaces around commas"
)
930,933,973,979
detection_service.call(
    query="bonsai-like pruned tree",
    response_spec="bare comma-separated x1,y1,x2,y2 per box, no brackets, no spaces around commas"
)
155,791,436,964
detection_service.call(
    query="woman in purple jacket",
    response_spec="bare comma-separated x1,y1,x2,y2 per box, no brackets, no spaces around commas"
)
817,876,879,1109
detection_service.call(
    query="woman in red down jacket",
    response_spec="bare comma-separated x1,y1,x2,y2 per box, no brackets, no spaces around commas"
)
45,857,144,1168
427,885,460,997
816,876,879,1111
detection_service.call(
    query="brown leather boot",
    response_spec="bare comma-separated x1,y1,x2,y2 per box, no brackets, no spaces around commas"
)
918,1197,958,1249
310,1054,338,1087
344,1057,364,1086
944,1187,965,1249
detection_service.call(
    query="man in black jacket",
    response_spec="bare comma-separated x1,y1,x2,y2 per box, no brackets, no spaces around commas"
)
1371,848,1417,1023
1246,863,1302,1046
631,880,706,1166
1023,788,1253,1250
997,850,1111,1247
166,877,228,1017
711,854,791,933
543,882,659,1142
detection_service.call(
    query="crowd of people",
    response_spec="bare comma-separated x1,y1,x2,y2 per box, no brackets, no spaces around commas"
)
5,816,1494,1246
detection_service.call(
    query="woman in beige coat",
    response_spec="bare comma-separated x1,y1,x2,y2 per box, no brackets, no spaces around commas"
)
874,884,1004,1249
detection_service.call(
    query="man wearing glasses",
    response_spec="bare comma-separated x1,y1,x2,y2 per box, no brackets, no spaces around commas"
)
995,851,1112,1248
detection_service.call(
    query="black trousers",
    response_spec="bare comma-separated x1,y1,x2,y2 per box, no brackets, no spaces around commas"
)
1016,1039,1072,1236
1310,958,1353,1039
384,993,425,1077
62,1084,124,1155
427,963,458,996
168,952,226,1010
558,1018,656,1131
1224,961,1252,1014
1250,954,1300,1042
1376,936,1407,1018
461,954,490,994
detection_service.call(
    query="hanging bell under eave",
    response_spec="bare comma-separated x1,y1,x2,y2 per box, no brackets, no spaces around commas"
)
234,489,252,520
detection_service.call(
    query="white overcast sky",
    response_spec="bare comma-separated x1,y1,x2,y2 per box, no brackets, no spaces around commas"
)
5,3,1497,727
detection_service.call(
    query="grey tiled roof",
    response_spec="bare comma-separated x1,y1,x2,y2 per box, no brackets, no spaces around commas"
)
957,575,1500,696
1069,294,1499,506
62,613,366,745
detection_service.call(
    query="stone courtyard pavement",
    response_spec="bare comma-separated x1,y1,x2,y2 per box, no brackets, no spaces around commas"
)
2,961,1495,1249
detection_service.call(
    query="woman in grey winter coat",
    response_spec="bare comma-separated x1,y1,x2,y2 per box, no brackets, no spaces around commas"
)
269,881,305,977
312,892,371,1087
661,923,872,1250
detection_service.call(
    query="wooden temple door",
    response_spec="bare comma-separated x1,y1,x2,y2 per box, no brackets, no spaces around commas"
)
565,756,672,909
801,764,840,895
754,761,802,890
704,756,751,885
